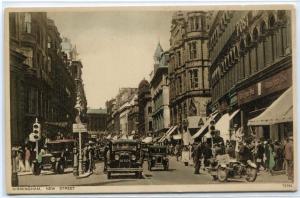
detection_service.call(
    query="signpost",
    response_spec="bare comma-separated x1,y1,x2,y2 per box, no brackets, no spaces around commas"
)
73,123,87,175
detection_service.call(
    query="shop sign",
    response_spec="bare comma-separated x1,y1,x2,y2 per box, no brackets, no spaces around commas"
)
237,68,292,105
261,68,292,96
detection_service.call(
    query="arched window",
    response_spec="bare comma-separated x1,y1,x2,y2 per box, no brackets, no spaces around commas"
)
260,21,267,35
234,46,239,59
246,34,252,47
269,14,276,28
240,39,246,53
253,27,259,41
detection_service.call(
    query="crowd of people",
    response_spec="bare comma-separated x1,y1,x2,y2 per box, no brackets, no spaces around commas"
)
160,128,294,181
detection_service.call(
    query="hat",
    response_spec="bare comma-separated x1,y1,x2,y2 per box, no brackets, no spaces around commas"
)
88,140,94,144
288,136,293,140
264,141,268,144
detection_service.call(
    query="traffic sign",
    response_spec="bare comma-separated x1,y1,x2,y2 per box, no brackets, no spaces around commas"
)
73,123,87,133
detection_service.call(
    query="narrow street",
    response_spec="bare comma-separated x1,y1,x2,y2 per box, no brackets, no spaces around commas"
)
18,156,290,186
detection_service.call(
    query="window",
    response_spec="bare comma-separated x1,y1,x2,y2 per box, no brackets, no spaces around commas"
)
189,42,197,59
177,51,181,66
178,76,182,93
24,13,31,33
148,106,152,114
149,121,153,131
190,69,199,89
47,57,52,73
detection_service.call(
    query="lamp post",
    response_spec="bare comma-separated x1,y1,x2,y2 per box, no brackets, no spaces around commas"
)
74,96,83,175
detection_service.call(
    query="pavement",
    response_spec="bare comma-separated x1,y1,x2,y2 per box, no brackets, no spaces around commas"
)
18,156,291,186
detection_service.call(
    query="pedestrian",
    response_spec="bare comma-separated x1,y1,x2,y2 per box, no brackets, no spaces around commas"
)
17,147,25,172
274,141,284,171
284,136,293,180
174,144,181,161
255,139,265,171
24,146,31,172
267,140,275,174
233,124,243,160
192,143,202,174
82,143,89,173
202,141,213,167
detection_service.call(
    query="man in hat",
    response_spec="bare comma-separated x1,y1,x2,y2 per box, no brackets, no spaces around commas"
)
284,136,293,180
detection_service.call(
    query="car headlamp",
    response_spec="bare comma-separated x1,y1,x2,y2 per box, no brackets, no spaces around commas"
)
50,157,56,162
114,154,120,160
131,154,136,160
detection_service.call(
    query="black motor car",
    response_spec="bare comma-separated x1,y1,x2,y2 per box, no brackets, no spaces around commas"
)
148,145,169,171
106,139,143,179
32,139,76,175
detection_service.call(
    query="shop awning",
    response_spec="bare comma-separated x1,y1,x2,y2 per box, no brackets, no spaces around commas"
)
229,109,240,120
248,87,293,126
215,113,230,140
192,114,217,139
142,136,153,143
44,122,68,128
173,134,182,140
158,126,177,142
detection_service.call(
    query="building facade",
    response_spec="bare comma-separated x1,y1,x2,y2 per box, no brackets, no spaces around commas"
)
138,80,153,137
168,11,211,137
105,88,138,135
87,108,107,135
150,43,171,138
9,12,86,145
208,11,292,141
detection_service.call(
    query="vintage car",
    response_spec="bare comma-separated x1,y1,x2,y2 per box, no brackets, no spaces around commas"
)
32,139,76,175
148,145,169,171
106,139,143,179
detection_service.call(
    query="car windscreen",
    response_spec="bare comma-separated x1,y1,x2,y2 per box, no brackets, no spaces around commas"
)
112,143,137,151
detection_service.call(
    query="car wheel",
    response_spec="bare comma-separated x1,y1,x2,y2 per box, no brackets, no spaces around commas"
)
57,163,64,174
246,167,257,182
107,172,111,179
33,163,41,176
217,167,228,182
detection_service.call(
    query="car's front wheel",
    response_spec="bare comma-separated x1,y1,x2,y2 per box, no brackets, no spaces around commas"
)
57,163,64,174
135,171,142,178
33,162,41,176
107,172,111,179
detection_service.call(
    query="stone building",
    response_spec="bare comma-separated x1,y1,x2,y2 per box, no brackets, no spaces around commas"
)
138,80,153,137
150,43,171,138
168,11,211,140
207,11,292,141
9,12,85,145
105,88,138,135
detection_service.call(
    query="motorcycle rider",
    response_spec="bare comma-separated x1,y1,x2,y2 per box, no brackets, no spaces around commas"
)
239,138,254,165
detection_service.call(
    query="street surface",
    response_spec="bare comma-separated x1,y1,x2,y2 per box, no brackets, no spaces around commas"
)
19,157,290,186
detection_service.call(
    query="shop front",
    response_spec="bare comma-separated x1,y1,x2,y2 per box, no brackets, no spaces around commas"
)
236,67,292,140
248,87,293,141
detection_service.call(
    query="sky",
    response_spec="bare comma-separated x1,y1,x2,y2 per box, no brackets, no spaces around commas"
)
48,11,173,109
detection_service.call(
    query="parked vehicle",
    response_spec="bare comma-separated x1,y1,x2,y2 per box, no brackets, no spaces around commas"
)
32,139,76,175
148,145,169,171
106,139,143,179
208,154,257,182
